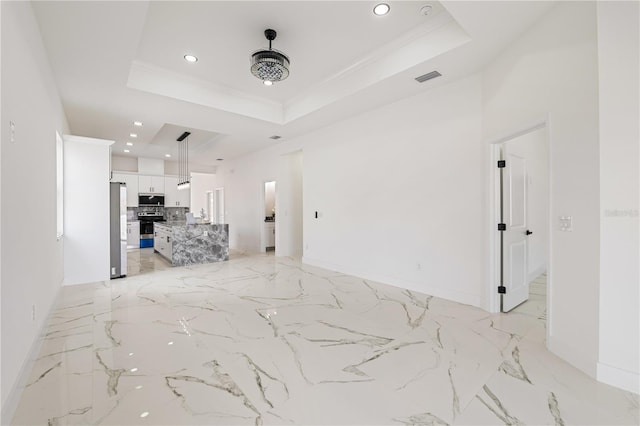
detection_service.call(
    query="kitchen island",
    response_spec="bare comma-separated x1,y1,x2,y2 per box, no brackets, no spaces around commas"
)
154,222,229,266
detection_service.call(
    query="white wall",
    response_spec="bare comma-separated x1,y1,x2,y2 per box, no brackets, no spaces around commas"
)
303,76,484,305
63,136,112,286
190,172,217,218
111,154,138,172
218,75,485,306
596,1,639,394
160,160,216,175
215,155,279,252
482,1,600,377
277,151,304,257
1,1,69,419
137,157,164,175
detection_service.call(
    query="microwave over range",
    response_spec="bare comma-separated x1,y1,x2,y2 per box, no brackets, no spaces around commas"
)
138,194,165,206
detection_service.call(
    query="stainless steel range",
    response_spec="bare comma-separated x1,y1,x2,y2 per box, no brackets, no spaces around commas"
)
138,212,165,248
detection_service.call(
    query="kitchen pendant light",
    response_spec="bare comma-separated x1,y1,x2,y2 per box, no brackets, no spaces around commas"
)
250,29,290,85
177,131,191,191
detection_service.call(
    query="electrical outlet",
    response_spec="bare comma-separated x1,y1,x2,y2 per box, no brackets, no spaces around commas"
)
31,304,36,322
203,231,208,237
417,263,422,271
559,216,573,232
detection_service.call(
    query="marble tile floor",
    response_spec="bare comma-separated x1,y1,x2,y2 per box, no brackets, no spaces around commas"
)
127,248,172,277
10,256,638,425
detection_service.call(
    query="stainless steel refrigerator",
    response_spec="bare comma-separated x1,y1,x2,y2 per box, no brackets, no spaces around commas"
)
110,182,127,278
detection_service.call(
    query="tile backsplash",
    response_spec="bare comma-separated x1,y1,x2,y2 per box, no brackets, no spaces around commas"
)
127,206,189,221
164,207,189,221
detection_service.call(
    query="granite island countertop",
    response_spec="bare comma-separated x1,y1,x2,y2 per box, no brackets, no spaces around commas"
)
154,222,229,266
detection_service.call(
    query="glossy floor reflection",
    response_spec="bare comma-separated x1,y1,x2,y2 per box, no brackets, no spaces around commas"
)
11,256,638,425
126,247,172,277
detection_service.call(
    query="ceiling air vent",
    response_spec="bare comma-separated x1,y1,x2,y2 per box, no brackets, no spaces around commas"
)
269,135,282,140
415,71,442,83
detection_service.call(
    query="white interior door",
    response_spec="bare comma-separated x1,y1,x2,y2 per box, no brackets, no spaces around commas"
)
502,140,529,311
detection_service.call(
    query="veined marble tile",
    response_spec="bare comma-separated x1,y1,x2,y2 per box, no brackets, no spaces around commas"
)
270,380,426,425
9,252,637,426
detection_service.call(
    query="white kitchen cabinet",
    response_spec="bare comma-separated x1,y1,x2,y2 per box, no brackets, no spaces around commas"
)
154,224,172,261
265,222,275,248
127,221,140,249
164,176,190,207
138,175,165,194
111,172,139,207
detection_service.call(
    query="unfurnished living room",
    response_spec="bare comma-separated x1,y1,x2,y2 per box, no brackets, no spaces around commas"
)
1,1,638,425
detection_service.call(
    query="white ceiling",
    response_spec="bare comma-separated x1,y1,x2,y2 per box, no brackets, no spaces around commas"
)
31,1,556,167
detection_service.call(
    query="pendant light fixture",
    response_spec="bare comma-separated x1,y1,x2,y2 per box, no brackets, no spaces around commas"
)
250,29,290,85
177,131,191,190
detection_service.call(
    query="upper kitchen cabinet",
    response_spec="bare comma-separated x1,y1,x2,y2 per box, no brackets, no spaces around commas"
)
164,176,190,207
138,175,165,194
111,172,138,207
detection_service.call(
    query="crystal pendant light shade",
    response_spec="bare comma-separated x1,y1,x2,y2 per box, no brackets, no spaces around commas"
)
250,50,290,81
250,29,290,83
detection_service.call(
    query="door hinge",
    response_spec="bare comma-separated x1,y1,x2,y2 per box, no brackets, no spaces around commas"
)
498,286,506,294
497,160,506,168
497,223,506,231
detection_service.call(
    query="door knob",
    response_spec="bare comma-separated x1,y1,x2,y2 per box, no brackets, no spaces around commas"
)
526,230,533,235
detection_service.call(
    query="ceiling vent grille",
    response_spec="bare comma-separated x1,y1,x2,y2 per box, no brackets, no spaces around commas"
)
415,71,442,83
269,135,282,140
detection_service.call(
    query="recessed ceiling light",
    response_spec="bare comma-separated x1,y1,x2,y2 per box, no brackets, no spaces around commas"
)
124,149,130,153
126,142,133,146
165,154,171,158
184,54,198,63
130,133,137,138
140,412,149,418
263,80,273,86
373,3,390,15
133,121,143,126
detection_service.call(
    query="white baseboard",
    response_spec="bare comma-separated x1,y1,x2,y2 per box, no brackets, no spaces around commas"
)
302,256,482,308
597,362,640,395
547,335,597,379
1,290,61,425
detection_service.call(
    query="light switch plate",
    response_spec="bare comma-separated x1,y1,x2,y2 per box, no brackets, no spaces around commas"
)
559,216,573,232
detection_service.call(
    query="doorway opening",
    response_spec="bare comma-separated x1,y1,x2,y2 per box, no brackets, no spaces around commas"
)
263,181,276,252
489,123,550,335
211,187,225,224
